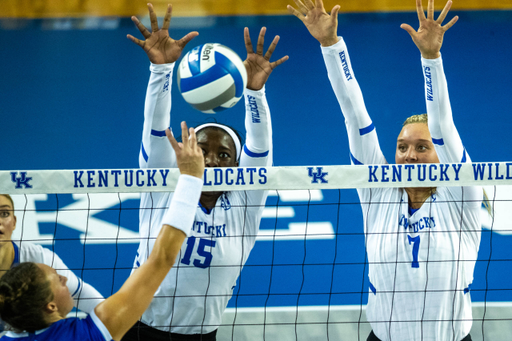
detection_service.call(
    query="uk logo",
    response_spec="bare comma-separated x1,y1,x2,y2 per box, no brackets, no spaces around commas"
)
11,172,33,189
308,167,328,184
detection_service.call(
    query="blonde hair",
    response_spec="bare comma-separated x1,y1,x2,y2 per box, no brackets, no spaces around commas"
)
403,113,428,126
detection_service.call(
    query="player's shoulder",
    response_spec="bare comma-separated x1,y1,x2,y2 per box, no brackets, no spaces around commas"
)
17,241,46,262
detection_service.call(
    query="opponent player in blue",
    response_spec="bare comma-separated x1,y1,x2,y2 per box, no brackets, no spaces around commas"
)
122,3,288,341
0,121,205,341
0,194,104,328
288,0,481,340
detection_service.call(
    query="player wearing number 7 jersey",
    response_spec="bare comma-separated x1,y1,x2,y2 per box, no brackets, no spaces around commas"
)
288,0,482,340
122,4,288,340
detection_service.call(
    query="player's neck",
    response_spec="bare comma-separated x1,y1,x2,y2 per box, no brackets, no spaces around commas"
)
405,187,436,209
0,241,15,279
200,192,223,211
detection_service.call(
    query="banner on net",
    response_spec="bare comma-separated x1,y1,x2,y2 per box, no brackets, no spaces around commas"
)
2,162,512,194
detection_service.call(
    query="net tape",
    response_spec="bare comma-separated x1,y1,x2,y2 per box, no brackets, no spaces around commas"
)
2,162,512,194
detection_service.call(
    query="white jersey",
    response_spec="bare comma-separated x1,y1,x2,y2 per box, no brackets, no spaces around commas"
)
13,241,104,314
322,38,481,341
132,63,272,334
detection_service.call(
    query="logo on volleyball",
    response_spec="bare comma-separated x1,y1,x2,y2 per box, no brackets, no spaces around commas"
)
307,167,328,184
11,171,33,189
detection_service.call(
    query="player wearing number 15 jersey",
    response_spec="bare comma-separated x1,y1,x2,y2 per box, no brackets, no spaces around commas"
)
122,7,288,339
288,0,482,340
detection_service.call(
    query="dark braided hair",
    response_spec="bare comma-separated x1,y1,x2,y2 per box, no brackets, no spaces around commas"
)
0,262,53,333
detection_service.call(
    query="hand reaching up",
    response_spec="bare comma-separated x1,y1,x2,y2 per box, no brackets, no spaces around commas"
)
128,3,199,64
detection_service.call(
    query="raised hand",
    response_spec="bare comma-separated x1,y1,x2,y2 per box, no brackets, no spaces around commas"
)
127,3,199,64
243,27,289,91
166,122,204,179
287,0,340,47
401,0,458,59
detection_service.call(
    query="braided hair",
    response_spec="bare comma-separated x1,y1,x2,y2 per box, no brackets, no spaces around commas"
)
0,262,53,333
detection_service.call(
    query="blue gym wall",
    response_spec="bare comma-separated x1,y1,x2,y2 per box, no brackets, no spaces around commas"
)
1,11,511,308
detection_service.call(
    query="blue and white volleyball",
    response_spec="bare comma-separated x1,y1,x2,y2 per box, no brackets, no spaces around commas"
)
177,43,247,114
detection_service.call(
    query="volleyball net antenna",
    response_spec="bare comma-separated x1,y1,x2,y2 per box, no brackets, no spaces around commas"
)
2,163,512,340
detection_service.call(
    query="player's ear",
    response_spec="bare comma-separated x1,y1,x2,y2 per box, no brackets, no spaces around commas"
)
44,301,58,314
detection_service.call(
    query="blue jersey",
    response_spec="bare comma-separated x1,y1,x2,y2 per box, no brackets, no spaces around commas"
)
1,311,111,341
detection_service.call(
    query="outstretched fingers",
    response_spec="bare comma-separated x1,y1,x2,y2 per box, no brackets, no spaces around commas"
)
270,55,289,69
427,0,434,20
442,15,458,31
330,4,340,19
161,4,172,31
188,127,200,154
131,16,151,39
256,27,266,55
127,34,144,47
292,0,309,15
264,35,279,60
415,0,426,22
178,31,199,48
400,23,417,37
244,27,254,54
148,3,159,32
302,0,315,10
180,122,190,149
437,0,458,30
165,128,180,153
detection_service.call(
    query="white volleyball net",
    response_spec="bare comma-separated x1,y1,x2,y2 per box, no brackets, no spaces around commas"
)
2,163,512,340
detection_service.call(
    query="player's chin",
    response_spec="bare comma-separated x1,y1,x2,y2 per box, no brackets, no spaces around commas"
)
201,191,223,197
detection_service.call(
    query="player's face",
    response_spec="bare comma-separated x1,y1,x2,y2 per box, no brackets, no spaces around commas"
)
0,195,16,241
197,128,239,168
395,123,440,164
39,263,74,318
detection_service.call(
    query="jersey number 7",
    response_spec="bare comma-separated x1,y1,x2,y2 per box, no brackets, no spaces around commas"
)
407,235,420,268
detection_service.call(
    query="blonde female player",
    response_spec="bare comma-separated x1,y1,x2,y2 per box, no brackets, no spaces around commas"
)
288,0,480,340
0,121,205,341
122,3,288,341
0,194,104,321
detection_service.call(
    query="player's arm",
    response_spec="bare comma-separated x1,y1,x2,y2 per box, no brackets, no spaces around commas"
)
128,3,198,169
401,0,465,164
94,122,204,341
288,0,386,165
240,27,288,169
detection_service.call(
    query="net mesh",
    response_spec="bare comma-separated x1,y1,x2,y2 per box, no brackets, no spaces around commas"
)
2,164,512,340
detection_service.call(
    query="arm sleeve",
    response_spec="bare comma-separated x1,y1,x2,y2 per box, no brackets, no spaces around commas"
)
422,56,468,164
42,248,105,314
321,37,386,165
240,86,272,168
239,86,272,208
422,56,481,205
139,62,177,169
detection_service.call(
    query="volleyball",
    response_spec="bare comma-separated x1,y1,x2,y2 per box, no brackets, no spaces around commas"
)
177,43,248,114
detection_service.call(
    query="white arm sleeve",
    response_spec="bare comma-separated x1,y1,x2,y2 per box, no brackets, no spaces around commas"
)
139,62,177,169
422,56,481,205
321,37,386,165
240,86,272,168
422,56,468,164
41,248,104,314
238,86,272,208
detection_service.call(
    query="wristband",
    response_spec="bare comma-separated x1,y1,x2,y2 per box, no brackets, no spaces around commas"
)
161,174,203,236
